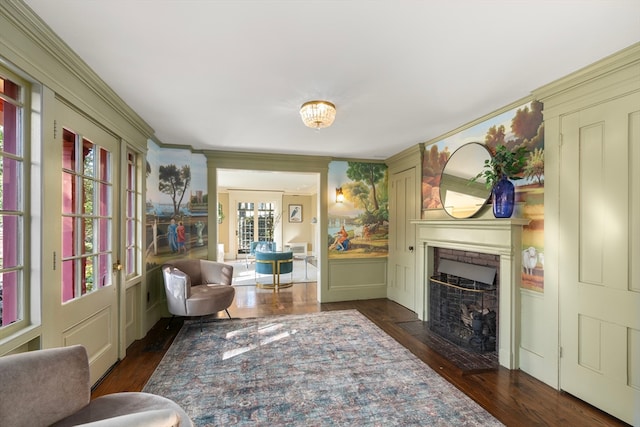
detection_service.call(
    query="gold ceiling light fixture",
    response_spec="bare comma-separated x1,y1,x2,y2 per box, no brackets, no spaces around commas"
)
300,100,336,129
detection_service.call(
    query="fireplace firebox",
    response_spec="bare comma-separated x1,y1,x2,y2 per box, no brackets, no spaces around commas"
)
429,259,498,353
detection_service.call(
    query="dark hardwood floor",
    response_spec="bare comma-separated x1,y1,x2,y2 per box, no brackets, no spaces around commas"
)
92,282,628,427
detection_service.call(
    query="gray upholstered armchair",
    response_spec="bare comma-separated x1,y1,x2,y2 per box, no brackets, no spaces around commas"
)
161,259,235,329
0,345,192,427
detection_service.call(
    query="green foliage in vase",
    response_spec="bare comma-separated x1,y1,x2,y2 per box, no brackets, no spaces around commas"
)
473,144,528,189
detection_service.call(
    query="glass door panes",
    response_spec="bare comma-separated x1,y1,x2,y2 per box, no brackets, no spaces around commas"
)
124,150,140,277
0,73,25,329
257,202,275,242
237,201,277,253
61,129,113,302
237,202,254,254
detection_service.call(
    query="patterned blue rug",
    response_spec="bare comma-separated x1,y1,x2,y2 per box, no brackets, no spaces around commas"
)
143,310,503,426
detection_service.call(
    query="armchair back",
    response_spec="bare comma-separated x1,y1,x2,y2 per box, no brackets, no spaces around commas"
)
255,251,294,275
250,241,276,255
166,258,233,286
0,345,90,426
0,345,193,426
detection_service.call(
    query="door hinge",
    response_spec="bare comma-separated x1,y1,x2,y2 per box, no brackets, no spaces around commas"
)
52,251,57,270
53,119,57,140
559,346,563,358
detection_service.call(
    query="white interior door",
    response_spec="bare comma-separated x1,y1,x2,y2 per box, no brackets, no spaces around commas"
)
42,100,120,385
388,167,417,310
559,92,640,425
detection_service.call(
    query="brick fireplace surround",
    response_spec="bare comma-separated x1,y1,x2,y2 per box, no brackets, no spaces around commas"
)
412,217,529,369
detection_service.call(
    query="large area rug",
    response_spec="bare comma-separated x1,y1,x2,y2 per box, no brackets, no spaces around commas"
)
230,258,317,286
143,310,503,426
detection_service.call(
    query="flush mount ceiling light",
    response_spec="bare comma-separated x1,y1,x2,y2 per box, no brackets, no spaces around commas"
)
300,100,336,129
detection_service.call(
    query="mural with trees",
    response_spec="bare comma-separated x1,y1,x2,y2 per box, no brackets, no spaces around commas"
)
145,141,208,268
422,101,545,292
158,164,191,217
328,161,388,258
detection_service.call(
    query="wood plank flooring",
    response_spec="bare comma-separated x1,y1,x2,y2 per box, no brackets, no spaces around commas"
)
92,282,628,427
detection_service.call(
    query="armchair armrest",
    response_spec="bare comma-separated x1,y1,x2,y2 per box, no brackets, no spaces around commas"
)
74,409,180,427
162,265,191,315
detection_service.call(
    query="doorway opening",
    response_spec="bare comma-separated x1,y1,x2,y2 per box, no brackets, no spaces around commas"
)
216,168,320,286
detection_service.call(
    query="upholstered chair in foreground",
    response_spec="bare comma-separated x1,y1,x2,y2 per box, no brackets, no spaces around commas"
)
161,258,235,330
0,345,193,427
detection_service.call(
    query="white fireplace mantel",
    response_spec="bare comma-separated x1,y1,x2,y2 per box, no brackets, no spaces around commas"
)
411,218,530,369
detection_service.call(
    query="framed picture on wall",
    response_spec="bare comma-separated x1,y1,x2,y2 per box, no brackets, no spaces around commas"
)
288,204,302,223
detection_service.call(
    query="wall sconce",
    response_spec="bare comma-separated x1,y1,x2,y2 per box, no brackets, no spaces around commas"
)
336,187,345,203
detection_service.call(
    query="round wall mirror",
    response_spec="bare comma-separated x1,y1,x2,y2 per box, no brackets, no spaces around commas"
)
439,142,492,219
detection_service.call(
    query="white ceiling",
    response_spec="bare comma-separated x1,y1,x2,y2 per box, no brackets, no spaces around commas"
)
217,169,318,194
20,1,640,191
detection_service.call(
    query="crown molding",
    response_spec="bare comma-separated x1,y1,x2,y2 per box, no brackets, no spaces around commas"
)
1,0,154,141
422,95,534,147
204,149,331,173
533,42,640,102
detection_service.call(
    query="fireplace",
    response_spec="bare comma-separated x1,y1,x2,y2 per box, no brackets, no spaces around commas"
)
429,257,498,354
412,217,529,369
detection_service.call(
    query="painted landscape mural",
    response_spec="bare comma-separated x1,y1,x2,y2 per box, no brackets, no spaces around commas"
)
422,101,545,292
328,161,389,259
145,140,209,269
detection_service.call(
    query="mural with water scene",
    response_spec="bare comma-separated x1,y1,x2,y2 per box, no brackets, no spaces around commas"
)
422,101,545,292
328,161,389,258
145,140,209,269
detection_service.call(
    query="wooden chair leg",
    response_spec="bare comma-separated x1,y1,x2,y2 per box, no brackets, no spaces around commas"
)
225,309,231,318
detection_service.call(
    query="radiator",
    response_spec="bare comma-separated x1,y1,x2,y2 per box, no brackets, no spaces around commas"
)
286,242,307,255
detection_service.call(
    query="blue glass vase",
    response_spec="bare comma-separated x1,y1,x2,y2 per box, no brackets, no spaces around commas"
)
492,176,515,218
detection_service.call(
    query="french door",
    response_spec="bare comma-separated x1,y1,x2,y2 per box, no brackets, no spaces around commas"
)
42,99,121,385
237,201,277,254
229,191,282,256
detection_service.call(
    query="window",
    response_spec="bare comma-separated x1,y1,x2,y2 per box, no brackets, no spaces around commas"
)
61,129,112,302
125,150,140,278
0,72,25,330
